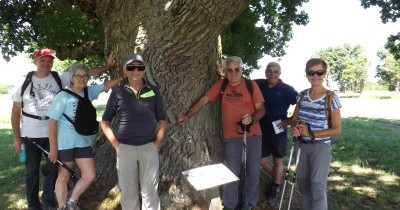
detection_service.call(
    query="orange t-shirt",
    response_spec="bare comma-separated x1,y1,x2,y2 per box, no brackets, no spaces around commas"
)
205,79,265,139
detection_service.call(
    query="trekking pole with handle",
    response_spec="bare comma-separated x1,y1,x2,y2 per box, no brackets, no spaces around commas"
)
279,137,296,210
242,124,248,177
287,141,301,210
26,137,75,179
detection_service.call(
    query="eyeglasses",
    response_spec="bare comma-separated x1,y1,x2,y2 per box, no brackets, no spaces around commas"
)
226,67,241,73
126,65,145,71
306,70,325,76
73,74,89,79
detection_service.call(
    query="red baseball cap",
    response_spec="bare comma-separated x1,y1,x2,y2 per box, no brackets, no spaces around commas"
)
35,49,55,59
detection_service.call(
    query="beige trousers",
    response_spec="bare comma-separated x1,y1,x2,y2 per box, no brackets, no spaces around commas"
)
117,142,160,210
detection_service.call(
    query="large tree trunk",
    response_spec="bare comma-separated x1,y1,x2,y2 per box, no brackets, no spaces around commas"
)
75,1,251,208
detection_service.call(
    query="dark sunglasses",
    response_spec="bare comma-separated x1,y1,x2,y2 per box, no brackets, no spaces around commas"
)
126,65,145,71
307,70,325,76
226,67,241,73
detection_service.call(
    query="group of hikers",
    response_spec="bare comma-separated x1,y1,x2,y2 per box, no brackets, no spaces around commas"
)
11,48,342,210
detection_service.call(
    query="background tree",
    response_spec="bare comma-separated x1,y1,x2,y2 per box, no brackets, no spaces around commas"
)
315,44,368,93
0,0,308,208
360,0,400,59
376,48,400,91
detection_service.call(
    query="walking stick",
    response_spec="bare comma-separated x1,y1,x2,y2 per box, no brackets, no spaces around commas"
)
279,137,302,210
287,141,301,210
242,124,248,177
26,137,75,179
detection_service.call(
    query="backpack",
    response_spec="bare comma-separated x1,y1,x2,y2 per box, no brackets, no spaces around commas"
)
20,71,63,120
61,88,99,136
220,78,254,98
21,71,62,97
298,89,335,128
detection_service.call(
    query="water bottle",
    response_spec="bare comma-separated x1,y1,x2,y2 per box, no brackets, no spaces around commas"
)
19,144,26,163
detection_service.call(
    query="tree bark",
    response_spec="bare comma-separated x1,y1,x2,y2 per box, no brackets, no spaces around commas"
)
74,0,251,208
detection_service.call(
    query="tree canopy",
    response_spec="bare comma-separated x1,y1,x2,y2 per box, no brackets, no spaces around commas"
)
376,48,400,91
360,0,400,59
315,44,368,93
0,0,309,72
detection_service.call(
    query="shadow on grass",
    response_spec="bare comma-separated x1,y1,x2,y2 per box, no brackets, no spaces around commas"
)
326,117,400,210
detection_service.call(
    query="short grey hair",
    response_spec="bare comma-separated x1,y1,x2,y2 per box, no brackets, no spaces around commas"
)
265,62,281,72
224,56,243,69
67,63,90,85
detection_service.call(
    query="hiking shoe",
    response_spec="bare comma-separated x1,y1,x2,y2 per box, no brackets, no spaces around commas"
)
66,200,80,210
242,203,253,210
267,185,280,204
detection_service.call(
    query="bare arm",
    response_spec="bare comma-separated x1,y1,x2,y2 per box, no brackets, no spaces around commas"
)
88,53,116,76
11,102,22,153
103,76,124,91
154,120,167,150
241,102,265,125
48,119,58,163
101,120,120,151
177,96,210,125
291,103,301,137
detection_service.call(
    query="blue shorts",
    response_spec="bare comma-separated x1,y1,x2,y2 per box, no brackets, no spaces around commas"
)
261,132,288,158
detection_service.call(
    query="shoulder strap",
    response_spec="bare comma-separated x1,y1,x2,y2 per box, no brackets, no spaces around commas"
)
61,89,83,99
21,71,35,97
298,89,309,105
50,71,62,90
220,78,229,96
325,91,335,128
244,78,254,98
84,87,89,99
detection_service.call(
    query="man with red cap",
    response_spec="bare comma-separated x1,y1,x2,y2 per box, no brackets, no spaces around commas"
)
11,49,115,210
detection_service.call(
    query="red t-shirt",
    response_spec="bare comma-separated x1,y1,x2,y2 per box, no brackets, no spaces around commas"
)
205,79,265,139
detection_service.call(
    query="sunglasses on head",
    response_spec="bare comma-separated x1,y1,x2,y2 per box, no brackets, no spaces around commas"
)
307,70,325,76
226,67,241,73
126,65,145,71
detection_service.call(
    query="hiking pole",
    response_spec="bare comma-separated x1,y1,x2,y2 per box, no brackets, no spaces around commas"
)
26,137,75,178
279,137,296,210
242,124,248,177
287,140,302,210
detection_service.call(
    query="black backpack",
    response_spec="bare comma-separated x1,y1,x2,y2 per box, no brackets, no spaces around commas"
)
61,88,99,136
21,71,62,97
220,77,254,98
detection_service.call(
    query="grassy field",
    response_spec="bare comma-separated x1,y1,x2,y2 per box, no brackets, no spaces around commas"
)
0,117,399,209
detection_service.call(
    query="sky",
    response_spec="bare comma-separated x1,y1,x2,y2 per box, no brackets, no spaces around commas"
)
250,0,400,90
1,0,400,91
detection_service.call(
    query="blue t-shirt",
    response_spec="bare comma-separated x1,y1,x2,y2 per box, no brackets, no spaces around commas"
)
47,85,104,150
297,89,342,142
255,79,298,134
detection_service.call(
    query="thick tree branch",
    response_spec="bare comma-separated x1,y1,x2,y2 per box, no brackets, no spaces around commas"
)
55,41,104,60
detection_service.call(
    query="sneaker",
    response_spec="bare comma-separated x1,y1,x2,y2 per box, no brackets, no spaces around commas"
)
223,207,235,210
242,203,253,210
66,200,80,210
267,185,279,204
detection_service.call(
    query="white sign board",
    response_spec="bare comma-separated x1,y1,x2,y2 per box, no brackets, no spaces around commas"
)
182,163,239,191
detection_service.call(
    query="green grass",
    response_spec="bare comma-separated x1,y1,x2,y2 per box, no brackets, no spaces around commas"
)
1,117,399,209
0,129,27,210
327,117,400,210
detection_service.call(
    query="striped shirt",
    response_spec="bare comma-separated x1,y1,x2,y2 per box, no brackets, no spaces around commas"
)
297,89,342,142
